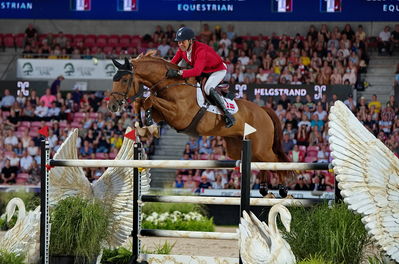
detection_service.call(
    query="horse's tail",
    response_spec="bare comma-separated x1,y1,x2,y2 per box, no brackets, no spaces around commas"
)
262,107,291,163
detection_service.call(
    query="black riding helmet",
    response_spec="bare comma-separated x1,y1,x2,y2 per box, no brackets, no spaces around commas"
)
175,27,195,42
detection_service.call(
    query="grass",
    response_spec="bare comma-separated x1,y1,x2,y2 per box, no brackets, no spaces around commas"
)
282,202,369,264
50,196,110,261
0,250,25,264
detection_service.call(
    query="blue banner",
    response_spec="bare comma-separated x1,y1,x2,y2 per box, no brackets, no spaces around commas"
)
0,0,398,21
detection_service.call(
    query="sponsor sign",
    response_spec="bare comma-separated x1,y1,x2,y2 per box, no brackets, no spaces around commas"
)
17,59,118,80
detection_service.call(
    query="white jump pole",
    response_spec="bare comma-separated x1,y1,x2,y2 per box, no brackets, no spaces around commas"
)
141,195,318,207
49,159,330,171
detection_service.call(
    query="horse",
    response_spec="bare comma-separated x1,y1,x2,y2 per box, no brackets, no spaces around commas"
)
108,51,292,197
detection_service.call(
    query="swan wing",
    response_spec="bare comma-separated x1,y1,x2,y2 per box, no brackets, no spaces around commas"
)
328,100,399,262
49,129,93,206
238,211,270,264
0,199,40,263
92,127,150,248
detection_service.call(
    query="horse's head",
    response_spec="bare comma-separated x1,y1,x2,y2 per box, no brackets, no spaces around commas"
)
108,51,178,113
108,57,137,113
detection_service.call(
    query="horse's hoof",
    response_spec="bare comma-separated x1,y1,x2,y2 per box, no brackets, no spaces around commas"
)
278,184,289,198
259,183,268,197
265,193,276,199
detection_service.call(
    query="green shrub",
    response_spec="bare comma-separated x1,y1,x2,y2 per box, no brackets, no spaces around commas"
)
0,250,25,264
50,196,110,261
0,215,16,231
297,254,334,264
282,202,369,264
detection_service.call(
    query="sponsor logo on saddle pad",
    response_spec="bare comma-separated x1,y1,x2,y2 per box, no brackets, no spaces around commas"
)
196,88,239,115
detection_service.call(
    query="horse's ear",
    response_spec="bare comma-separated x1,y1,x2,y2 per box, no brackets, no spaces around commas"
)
124,57,132,70
136,53,144,60
112,58,122,69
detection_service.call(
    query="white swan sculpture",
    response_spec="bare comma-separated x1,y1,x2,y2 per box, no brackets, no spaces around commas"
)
49,126,151,248
0,198,40,264
328,100,399,262
238,204,296,264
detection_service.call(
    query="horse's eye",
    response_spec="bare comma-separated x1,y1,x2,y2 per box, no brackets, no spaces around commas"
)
122,79,128,83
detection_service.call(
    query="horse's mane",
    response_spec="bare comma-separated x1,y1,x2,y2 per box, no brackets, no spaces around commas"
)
131,50,178,69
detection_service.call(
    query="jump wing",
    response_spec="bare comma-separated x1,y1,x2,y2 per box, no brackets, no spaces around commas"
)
93,127,151,248
49,129,92,206
328,100,399,262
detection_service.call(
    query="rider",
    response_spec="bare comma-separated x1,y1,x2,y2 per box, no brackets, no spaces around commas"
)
166,27,236,128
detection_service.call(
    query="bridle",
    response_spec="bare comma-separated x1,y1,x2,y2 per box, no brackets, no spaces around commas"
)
110,69,137,109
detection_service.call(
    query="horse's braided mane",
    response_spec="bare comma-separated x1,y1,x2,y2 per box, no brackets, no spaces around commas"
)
131,50,178,69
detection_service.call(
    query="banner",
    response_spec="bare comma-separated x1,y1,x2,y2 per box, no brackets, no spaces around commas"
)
17,59,118,80
232,83,352,102
1,0,398,21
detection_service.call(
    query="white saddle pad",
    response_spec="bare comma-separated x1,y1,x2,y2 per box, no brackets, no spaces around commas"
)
196,87,239,115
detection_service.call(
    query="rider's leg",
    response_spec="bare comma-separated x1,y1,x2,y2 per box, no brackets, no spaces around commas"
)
205,70,236,128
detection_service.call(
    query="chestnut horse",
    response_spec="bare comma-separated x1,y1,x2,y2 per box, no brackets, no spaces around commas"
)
108,52,291,196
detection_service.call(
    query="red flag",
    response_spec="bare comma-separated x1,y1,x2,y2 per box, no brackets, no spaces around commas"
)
105,97,110,101
124,130,136,141
38,126,49,137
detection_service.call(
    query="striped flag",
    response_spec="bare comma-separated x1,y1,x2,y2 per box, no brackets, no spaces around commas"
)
71,0,91,11
117,0,138,11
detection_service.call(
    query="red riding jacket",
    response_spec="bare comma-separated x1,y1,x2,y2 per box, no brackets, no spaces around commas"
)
171,41,226,78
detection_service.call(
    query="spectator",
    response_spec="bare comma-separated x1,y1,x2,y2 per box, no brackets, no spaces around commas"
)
200,23,213,43
368,94,382,114
282,133,295,153
174,175,184,188
379,26,392,55
0,89,16,111
0,159,17,184
24,24,38,45
196,175,212,192
289,145,305,162
20,150,34,172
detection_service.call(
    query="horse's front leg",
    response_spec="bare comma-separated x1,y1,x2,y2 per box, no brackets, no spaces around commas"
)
146,96,177,123
133,98,144,127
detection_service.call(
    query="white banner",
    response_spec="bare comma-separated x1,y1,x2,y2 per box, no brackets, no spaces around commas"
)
17,59,119,80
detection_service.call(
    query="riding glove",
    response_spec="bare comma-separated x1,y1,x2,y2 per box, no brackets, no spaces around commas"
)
166,69,179,78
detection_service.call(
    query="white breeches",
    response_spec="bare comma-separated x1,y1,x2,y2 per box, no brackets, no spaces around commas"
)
204,69,227,95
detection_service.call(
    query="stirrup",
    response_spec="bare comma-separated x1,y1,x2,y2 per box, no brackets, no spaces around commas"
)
224,112,236,128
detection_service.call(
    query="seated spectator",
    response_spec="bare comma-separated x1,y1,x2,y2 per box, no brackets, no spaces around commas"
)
20,150,33,172
308,126,323,146
34,101,49,118
201,169,215,182
289,145,305,162
0,89,15,111
379,25,392,55
391,24,399,55
282,133,295,154
330,68,343,84
196,175,212,192
0,159,17,184
80,140,94,158
317,144,329,163
212,174,224,189
4,129,18,146
184,174,197,191
174,175,184,188
368,94,382,113
293,175,310,191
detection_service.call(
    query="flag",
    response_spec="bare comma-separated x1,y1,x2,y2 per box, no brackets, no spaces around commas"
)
71,0,91,11
321,0,341,13
273,0,292,13
117,0,138,11
243,123,256,139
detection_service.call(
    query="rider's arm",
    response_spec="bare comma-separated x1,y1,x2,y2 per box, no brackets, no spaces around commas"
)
171,49,183,65
181,51,206,78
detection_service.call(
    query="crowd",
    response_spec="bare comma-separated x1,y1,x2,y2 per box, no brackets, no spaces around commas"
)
1,23,398,191
19,23,399,86
0,85,156,185
174,93,399,193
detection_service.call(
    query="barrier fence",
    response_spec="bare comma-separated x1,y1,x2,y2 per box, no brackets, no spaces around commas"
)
40,138,333,264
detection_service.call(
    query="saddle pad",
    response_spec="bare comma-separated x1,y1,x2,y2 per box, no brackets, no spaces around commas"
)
196,88,239,115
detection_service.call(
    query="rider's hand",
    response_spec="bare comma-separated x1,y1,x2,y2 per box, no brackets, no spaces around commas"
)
166,69,179,78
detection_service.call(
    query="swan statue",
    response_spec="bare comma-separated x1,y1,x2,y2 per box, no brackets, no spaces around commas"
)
238,204,296,264
0,198,40,264
49,126,151,249
328,100,399,262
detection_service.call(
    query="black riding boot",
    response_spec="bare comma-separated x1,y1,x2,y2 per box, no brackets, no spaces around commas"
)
209,88,236,128
145,109,154,126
